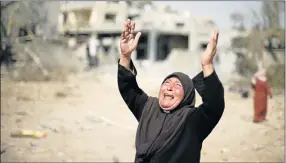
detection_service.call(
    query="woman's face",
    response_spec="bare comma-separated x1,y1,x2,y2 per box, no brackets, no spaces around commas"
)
159,77,184,111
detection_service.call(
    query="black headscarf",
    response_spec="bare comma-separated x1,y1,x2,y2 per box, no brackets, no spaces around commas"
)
135,72,197,162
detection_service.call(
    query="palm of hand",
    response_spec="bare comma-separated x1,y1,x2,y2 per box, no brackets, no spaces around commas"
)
120,37,135,56
120,20,141,57
201,30,219,66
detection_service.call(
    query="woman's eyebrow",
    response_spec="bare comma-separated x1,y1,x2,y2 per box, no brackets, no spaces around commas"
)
175,81,181,84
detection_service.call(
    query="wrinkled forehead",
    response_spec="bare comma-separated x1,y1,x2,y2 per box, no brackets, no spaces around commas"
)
162,72,193,88
164,76,181,83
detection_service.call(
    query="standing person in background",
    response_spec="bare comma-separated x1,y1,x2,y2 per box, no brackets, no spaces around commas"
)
251,68,272,123
86,35,99,69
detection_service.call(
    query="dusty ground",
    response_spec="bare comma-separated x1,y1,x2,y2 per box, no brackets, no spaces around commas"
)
1,64,285,162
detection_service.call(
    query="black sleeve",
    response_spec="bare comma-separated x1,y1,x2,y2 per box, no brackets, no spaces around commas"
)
192,70,225,142
117,60,148,121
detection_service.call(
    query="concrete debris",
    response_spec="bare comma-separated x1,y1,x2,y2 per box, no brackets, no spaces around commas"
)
10,129,47,139
220,148,230,153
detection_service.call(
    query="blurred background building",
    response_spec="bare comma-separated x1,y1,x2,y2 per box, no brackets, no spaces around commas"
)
57,1,217,62
1,1,285,84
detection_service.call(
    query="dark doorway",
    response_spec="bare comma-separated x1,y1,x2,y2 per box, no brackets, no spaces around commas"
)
136,33,148,60
156,34,188,61
157,35,171,61
200,43,208,51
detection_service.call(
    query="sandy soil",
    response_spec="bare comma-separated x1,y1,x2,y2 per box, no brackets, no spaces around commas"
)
1,67,284,162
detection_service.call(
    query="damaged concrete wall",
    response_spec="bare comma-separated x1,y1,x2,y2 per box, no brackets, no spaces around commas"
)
40,1,61,37
1,1,60,38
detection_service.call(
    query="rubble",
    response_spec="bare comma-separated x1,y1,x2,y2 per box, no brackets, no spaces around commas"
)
10,129,47,139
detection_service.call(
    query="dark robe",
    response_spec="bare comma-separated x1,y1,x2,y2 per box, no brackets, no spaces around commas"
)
117,60,225,163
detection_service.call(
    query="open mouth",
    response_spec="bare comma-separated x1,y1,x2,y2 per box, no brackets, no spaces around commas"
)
164,93,174,99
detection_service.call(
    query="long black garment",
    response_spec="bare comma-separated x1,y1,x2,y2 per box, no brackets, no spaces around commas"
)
117,60,225,163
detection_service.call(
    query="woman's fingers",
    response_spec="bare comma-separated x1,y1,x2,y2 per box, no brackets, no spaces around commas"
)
127,19,131,35
126,20,135,40
213,29,219,44
210,30,219,48
121,19,140,46
133,32,141,48
122,19,134,41
131,21,135,37
121,21,129,40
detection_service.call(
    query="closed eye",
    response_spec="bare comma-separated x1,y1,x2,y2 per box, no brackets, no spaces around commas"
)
176,83,182,87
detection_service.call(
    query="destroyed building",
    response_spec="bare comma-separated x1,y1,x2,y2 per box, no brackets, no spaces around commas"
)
1,1,61,43
57,1,217,62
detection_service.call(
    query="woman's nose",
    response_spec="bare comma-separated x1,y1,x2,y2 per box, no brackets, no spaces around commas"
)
167,85,173,91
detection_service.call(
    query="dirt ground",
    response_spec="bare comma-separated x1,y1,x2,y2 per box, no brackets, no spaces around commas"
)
1,65,284,162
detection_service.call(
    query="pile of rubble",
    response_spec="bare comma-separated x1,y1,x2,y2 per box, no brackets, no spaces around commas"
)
1,38,83,82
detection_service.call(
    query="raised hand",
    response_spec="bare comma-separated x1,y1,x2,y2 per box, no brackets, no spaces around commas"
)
201,30,219,66
120,19,141,59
